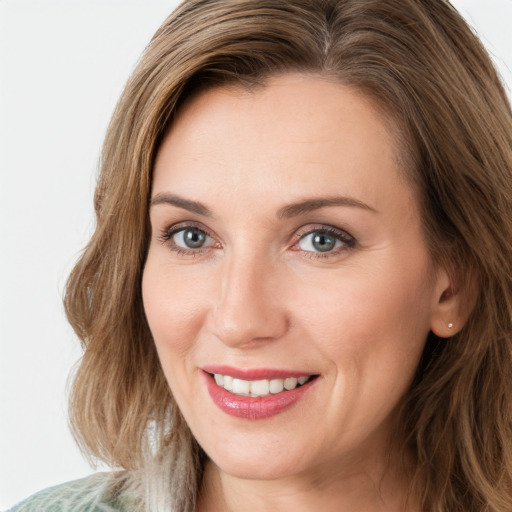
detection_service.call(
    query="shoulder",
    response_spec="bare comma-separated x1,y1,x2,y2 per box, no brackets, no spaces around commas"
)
7,472,142,512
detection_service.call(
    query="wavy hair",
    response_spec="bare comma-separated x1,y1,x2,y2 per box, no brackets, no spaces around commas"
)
64,1,512,510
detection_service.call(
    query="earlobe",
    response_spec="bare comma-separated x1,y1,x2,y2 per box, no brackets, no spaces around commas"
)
429,267,473,338
431,319,456,338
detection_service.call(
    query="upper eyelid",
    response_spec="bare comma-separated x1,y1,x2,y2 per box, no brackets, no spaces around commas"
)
292,224,355,240
160,221,213,237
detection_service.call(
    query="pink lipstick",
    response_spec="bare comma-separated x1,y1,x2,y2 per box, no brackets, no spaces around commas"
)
201,366,318,420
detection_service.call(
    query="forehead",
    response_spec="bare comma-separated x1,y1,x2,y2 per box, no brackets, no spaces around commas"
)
153,74,414,218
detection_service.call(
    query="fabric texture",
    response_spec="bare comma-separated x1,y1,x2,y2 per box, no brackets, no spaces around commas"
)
7,472,141,512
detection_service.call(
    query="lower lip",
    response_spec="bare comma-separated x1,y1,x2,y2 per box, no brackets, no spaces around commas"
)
203,372,316,420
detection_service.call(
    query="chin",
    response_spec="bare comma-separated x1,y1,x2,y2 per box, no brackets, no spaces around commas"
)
199,435,313,482
211,456,300,481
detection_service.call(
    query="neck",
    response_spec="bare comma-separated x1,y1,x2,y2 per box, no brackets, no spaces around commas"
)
196,453,420,512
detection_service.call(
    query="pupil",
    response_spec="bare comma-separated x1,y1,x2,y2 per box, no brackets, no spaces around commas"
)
184,229,205,248
312,233,335,252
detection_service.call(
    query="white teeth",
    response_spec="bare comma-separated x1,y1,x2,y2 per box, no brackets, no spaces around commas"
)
232,378,250,395
223,375,233,391
250,379,270,397
269,379,284,394
213,374,312,397
284,377,298,390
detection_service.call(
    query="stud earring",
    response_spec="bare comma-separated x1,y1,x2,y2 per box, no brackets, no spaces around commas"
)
448,323,454,329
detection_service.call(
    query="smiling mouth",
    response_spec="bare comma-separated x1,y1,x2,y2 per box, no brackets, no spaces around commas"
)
209,373,317,397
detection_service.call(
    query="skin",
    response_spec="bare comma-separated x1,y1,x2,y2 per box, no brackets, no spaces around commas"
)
142,74,460,511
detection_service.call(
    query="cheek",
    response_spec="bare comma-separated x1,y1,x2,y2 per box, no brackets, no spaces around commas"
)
142,259,213,415
296,268,431,332
142,258,210,361
290,257,434,379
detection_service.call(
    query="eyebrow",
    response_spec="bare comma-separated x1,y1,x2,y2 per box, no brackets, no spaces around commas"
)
277,196,377,218
150,193,213,216
150,193,377,218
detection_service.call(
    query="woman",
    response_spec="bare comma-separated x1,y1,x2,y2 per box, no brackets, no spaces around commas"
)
10,0,512,511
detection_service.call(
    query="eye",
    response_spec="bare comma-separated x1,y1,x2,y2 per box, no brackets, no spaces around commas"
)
158,224,219,256
294,226,355,257
299,232,342,252
173,227,211,249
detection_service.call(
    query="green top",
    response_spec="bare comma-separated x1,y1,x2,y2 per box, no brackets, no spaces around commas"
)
7,473,141,512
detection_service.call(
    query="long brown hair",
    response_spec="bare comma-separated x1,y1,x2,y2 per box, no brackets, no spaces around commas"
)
65,1,512,510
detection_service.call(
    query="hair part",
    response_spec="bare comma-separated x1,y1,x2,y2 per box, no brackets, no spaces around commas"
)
65,1,512,510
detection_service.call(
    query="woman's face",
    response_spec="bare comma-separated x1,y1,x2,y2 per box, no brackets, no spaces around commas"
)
143,74,449,482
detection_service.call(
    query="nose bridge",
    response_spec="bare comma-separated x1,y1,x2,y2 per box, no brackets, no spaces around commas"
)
211,248,287,347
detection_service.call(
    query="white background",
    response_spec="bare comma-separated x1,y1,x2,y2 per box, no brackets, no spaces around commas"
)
0,0,511,509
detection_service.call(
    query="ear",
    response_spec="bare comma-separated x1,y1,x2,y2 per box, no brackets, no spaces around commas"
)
429,266,476,338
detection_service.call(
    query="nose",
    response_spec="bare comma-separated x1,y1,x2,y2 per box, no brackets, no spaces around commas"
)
209,253,289,348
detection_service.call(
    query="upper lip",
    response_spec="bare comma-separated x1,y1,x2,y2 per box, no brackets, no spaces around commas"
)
201,365,317,380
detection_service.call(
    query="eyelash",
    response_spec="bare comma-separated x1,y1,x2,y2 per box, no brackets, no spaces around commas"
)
157,223,356,260
157,222,217,258
291,225,356,259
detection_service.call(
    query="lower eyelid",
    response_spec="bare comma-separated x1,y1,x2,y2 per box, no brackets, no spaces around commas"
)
173,247,207,258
